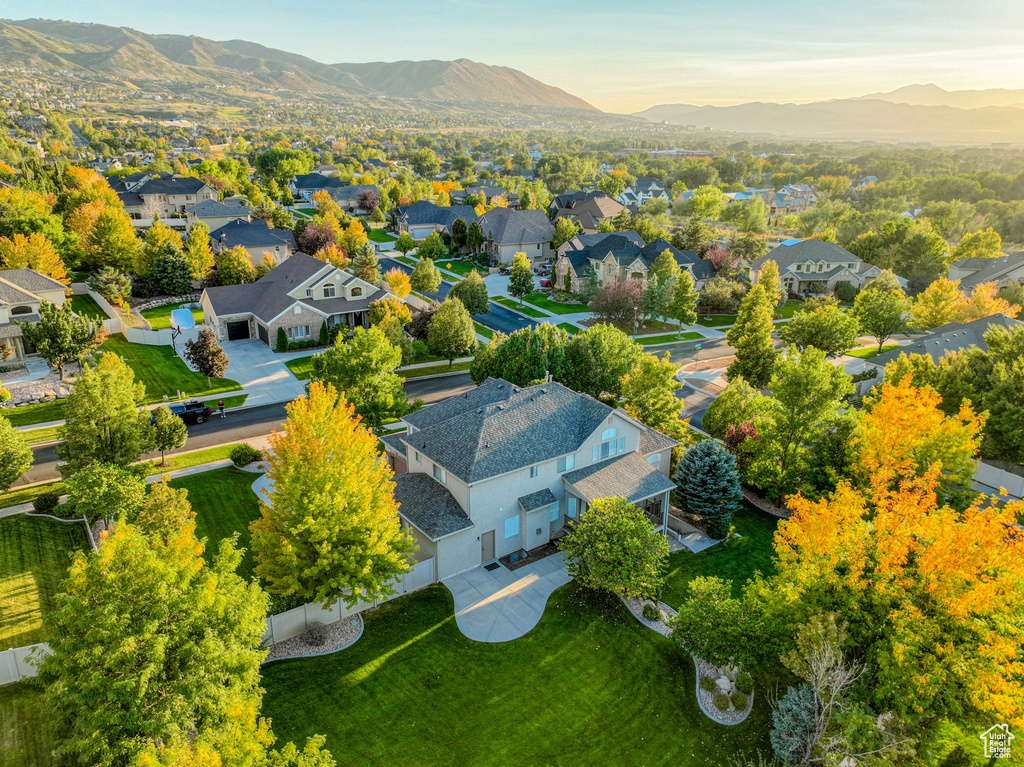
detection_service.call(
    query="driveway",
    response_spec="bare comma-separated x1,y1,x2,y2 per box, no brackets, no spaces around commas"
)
221,339,308,406
443,553,571,642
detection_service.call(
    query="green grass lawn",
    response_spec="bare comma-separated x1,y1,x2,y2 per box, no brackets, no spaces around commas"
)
473,322,494,340
0,681,56,767
0,514,90,647
170,467,262,583
695,314,737,327
68,294,108,321
436,259,487,278
494,297,548,318
396,256,416,266
261,582,773,767
638,331,703,345
398,360,473,378
0,400,67,428
367,229,396,244
521,293,589,315
284,355,317,381
100,336,240,403
845,344,898,359
776,299,801,319
140,303,205,330
556,322,581,335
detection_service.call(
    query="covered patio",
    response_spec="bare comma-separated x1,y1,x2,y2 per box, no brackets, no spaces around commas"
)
561,452,676,533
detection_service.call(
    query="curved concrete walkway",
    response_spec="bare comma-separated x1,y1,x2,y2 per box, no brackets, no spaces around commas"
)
443,553,571,642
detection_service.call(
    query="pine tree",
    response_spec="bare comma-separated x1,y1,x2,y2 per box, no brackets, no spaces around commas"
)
726,282,776,387
351,242,381,284
427,297,478,367
448,269,490,314
86,267,131,307
183,327,229,387
508,251,534,305
675,440,742,539
318,320,329,346
152,405,188,466
410,255,442,294
276,326,288,352
17,299,102,380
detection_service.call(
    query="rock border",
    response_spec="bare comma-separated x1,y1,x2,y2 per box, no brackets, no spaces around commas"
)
236,460,270,473
263,612,364,664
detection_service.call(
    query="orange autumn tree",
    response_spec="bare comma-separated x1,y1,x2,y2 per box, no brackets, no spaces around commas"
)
384,267,411,298
0,231,69,283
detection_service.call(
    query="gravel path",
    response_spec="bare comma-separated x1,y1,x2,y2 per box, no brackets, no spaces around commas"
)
264,613,364,664
623,596,677,636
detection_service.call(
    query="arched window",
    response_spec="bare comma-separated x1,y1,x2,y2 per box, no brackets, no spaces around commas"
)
322,283,335,298
351,287,363,297
11,305,32,315
601,427,617,440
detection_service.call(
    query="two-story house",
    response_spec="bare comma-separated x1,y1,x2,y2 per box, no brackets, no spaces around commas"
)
947,252,1024,295
554,234,715,293
617,177,670,209
201,252,386,344
185,199,251,233
393,200,478,240
381,378,678,581
118,176,218,220
209,219,297,267
751,239,888,295
0,269,69,361
327,184,381,214
288,173,347,201
549,191,625,233
768,184,818,216
477,207,555,265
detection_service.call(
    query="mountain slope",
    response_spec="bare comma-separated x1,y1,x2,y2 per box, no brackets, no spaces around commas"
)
857,83,1024,110
0,18,596,110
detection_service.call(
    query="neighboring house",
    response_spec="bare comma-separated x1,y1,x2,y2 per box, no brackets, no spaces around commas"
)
751,239,887,295
327,184,381,214
393,200,478,240
554,236,714,293
313,164,337,175
0,269,68,361
117,176,218,219
185,199,251,233
107,171,170,194
201,252,386,345
557,231,644,256
550,191,625,233
947,253,1024,294
617,177,670,209
869,314,1024,371
380,378,678,581
477,208,555,265
767,184,818,216
450,185,520,209
209,219,297,267
288,173,346,201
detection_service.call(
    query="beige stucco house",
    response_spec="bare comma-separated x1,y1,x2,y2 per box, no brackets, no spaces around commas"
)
381,379,678,582
0,269,68,361
185,200,251,233
751,239,890,295
477,208,555,265
118,176,218,220
209,219,297,267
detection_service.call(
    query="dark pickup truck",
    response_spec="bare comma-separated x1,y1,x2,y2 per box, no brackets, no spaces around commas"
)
154,400,213,425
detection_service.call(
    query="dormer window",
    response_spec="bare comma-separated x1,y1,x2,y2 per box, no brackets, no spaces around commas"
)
351,287,363,297
11,305,33,315
323,284,335,298
306,288,312,297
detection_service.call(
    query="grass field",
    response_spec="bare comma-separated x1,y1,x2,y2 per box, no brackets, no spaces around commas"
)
437,259,487,278
396,256,416,266
68,294,108,321
637,331,703,345
473,322,494,340
521,293,588,315
140,303,205,330
367,229,396,244
777,299,801,320
284,355,316,381
494,297,548,318
0,400,67,429
0,682,56,767
845,344,899,359
100,336,240,403
0,514,90,647
398,361,473,378
696,314,737,327
556,322,581,335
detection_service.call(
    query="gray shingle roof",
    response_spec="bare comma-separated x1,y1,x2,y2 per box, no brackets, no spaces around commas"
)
478,208,554,246
203,252,327,322
402,379,612,484
393,473,473,540
403,377,517,430
949,253,1024,292
137,177,210,196
561,232,645,253
328,184,379,201
187,199,250,218
0,268,67,294
752,239,863,272
638,426,679,456
210,219,296,250
518,488,557,513
870,314,1024,367
380,432,407,457
562,452,675,503
396,200,477,228
291,173,346,191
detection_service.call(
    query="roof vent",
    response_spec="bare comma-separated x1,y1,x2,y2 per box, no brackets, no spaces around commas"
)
476,408,483,413
497,383,504,389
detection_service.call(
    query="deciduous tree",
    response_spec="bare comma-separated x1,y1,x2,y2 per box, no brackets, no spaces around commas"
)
152,405,188,466
394,232,416,256
0,231,69,283
853,285,908,352
621,352,686,441
17,299,102,380
183,327,229,387
777,304,860,357
508,251,534,305
448,269,490,315
562,323,644,399
64,462,146,526
384,267,411,299
726,282,776,387
184,221,214,279
427,297,478,367
410,255,442,294
665,268,699,331
909,276,963,330
0,417,31,492
216,245,257,285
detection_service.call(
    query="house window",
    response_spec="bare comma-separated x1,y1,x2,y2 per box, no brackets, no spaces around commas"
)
433,465,446,484
351,287,363,297
648,454,661,464
593,429,625,461
11,305,33,315
414,451,421,463
549,504,560,522
529,466,538,478
557,455,575,473
818,264,823,272
567,497,578,519
306,288,312,297
286,325,311,340
322,284,335,298
504,515,519,539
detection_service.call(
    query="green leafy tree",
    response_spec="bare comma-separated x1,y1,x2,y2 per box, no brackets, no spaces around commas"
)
854,285,908,352
409,148,440,178
449,269,490,315
146,248,193,296
672,218,716,253
378,315,413,365
216,245,257,285
87,267,131,307
702,376,770,439
410,255,442,294
777,304,861,358
674,441,742,539
621,352,686,440
726,282,776,387
909,276,963,331
427,297,478,367
64,461,146,525
758,259,785,309
950,227,1002,260
472,324,569,386
251,382,416,607
87,207,141,272
137,220,183,276
183,327,229,387
152,405,188,466
665,269,699,331
649,248,678,286
17,299,101,380
671,576,768,670
687,185,728,220
0,417,31,492
563,324,644,399
557,496,669,600
394,231,416,256
254,146,314,183
184,220,214,279
552,217,582,249
57,353,154,476
466,220,485,253
450,217,468,251
508,251,534,305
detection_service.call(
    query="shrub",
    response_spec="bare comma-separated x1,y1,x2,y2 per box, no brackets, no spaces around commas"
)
230,444,262,467
706,518,731,540
32,491,61,514
735,671,754,694
276,327,288,352
301,621,328,647
700,676,717,692
834,281,859,302
730,691,748,709
0,386,10,403
713,692,731,711
642,603,661,622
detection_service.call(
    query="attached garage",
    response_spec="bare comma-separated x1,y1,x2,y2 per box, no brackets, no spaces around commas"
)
226,320,250,341
257,324,269,344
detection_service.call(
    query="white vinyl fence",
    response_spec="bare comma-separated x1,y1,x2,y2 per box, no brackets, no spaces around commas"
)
975,462,1024,498
71,283,202,347
263,557,435,646
0,643,50,686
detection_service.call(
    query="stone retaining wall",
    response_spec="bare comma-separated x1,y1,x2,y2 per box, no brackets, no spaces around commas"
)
741,487,791,518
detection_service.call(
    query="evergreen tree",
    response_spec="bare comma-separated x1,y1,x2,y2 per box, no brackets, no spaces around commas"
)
183,327,229,387
152,405,188,466
675,440,743,539
726,282,776,387
145,247,193,296
466,220,485,253
276,326,288,352
318,320,329,346
448,269,490,314
451,217,468,251
184,221,214,279
508,251,534,305
351,242,381,284
0,417,31,492
427,297,478,367
410,255,442,294
17,299,101,380
87,267,131,307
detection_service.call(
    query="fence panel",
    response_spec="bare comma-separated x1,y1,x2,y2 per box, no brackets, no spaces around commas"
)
402,557,435,594
0,643,50,687
975,462,1024,497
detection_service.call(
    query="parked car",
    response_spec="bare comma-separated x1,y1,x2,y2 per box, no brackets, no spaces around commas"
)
540,278,552,288
498,266,512,276
153,400,213,425
535,266,552,276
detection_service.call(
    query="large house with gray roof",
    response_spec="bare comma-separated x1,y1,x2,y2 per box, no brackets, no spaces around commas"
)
185,199,251,233
477,207,555,264
554,235,714,293
0,269,68,361
617,177,670,210
288,173,346,201
209,219,296,267
869,314,1023,370
200,252,386,344
381,378,678,581
326,183,380,214
393,200,478,240
550,191,625,233
116,176,218,220
947,253,1024,295
752,239,888,295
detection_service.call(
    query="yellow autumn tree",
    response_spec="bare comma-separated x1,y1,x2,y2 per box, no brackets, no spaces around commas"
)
0,232,69,283
337,220,367,254
314,243,350,269
909,276,963,330
384,267,411,299
957,280,1021,322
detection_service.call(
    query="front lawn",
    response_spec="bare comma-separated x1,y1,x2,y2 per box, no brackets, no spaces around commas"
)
494,297,548,318
140,303,205,330
436,259,487,278
521,293,589,315
0,682,56,767
845,344,898,359
556,322,581,335
262,583,772,766
367,229,397,244
284,355,317,381
776,299,801,319
68,294,108,321
473,322,494,340
100,336,240,403
395,256,417,266
695,314,736,327
638,331,703,345
398,360,473,378
0,400,67,428
0,514,90,647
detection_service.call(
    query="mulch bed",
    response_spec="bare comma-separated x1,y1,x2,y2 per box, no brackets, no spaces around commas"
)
500,540,560,571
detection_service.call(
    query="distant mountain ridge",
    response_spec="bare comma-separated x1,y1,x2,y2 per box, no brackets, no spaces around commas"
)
0,18,596,110
857,83,1024,110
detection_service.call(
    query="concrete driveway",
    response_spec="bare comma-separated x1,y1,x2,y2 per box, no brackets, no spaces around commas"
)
443,553,571,642
221,339,308,406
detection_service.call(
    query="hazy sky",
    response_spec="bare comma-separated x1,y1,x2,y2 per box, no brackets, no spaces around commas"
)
12,0,1024,112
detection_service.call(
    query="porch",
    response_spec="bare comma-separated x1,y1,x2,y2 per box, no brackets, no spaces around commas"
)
560,452,676,534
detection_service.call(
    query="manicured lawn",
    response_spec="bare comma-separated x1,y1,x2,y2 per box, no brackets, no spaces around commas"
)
0,400,67,428
100,336,240,403
261,583,773,767
556,322,581,335
436,259,487,278
396,256,416,266
68,294,108,321
637,331,703,345
473,322,494,340
284,355,317,381
661,502,780,606
521,293,589,315
140,302,205,330
367,229,396,244
696,314,736,327
777,299,801,319
170,467,262,583
0,682,56,767
398,361,473,378
494,297,548,318
0,514,90,647
845,344,898,359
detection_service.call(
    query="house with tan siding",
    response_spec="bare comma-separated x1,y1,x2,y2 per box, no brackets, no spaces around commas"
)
0,269,68,361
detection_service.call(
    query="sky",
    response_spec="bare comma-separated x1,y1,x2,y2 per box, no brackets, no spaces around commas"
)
11,0,1024,112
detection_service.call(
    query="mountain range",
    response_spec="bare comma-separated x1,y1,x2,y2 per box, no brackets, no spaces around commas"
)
0,18,595,110
856,83,1024,110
